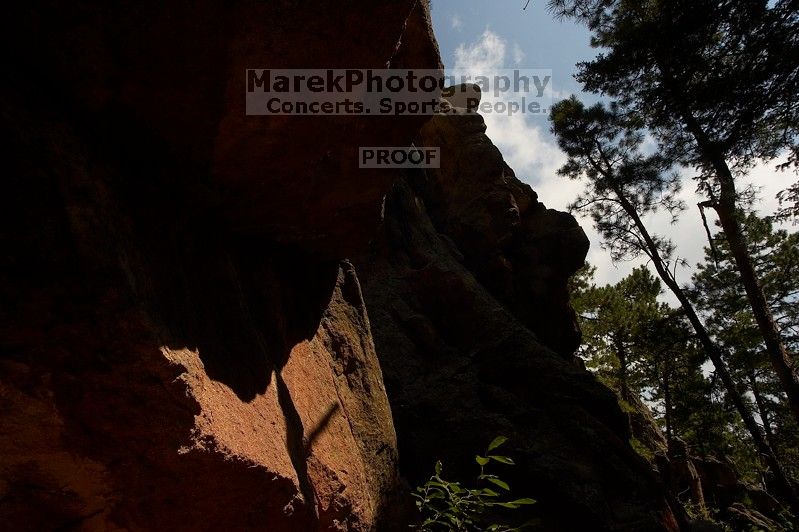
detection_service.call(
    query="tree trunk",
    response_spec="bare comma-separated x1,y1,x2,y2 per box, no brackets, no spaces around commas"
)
686,459,708,518
611,185,799,517
749,370,777,452
614,334,629,401
712,166,799,427
664,91,799,427
663,354,673,453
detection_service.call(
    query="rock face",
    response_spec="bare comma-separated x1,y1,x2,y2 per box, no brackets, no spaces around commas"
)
413,106,589,356
3,0,439,257
2,1,684,530
665,452,786,530
354,105,681,531
1,1,435,529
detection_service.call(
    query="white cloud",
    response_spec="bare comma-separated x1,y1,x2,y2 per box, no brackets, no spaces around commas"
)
452,30,561,182
450,29,798,298
454,29,505,71
512,43,525,65
451,14,463,31
545,156,797,299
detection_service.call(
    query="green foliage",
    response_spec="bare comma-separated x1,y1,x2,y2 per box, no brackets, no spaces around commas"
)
629,436,654,463
691,214,799,477
692,214,799,358
571,265,672,400
550,97,684,265
552,0,799,520
548,0,799,177
569,216,799,512
413,437,535,531
775,181,799,224
570,263,762,470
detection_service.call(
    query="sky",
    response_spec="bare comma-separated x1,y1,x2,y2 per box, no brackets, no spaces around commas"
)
429,0,796,298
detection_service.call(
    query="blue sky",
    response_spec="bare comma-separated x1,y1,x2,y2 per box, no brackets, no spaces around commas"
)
431,0,595,98
429,0,795,293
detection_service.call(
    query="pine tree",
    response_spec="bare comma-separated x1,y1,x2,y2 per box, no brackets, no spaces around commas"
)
693,214,799,477
572,266,665,401
549,0,799,429
551,97,799,514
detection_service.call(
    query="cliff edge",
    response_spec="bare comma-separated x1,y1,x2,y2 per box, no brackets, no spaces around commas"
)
1,1,680,530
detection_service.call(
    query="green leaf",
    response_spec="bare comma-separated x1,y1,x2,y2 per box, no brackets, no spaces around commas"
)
486,477,510,491
434,460,442,476
475,455,490,466
487,435,508,452
488,455,515,465
494,502,520,509
508,498,536,505
480,488,500,497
